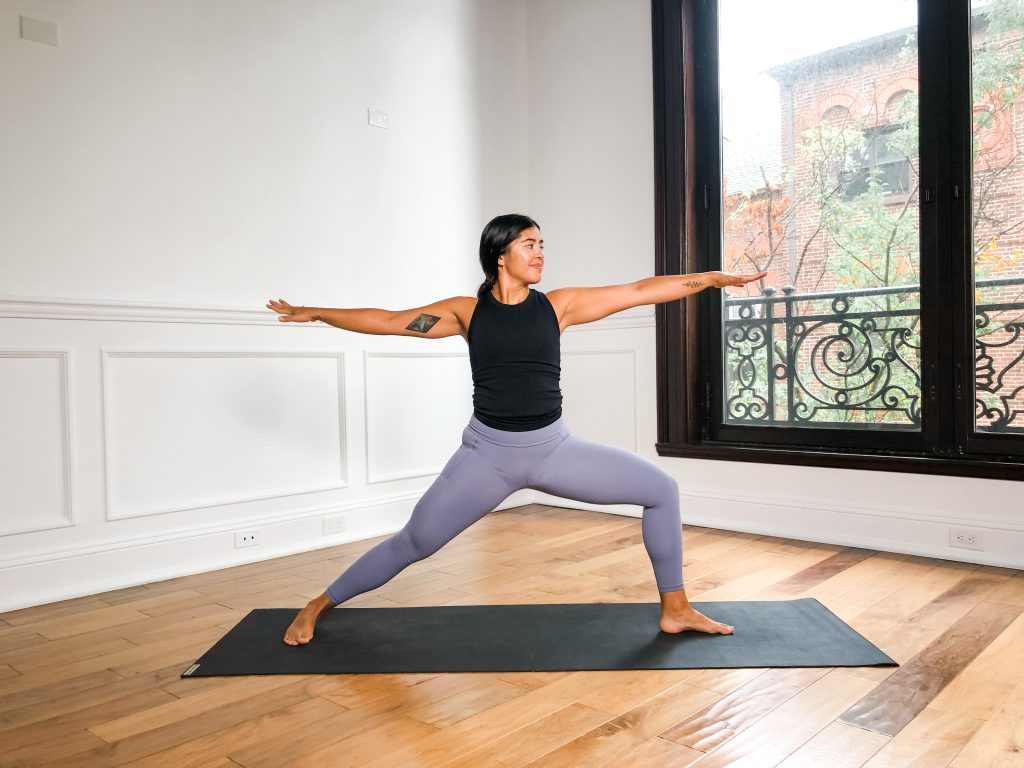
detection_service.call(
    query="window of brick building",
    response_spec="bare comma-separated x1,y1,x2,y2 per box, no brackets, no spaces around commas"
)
840,125,913,200
652,0,1024,479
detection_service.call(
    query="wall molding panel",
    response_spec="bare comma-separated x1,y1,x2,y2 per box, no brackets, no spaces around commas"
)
100,349,348,520
562,349,639,453
0,349,76,537
363,351,474,484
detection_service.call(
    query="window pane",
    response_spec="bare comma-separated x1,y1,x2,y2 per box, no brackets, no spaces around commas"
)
971,0,1024,434
718,1,921,429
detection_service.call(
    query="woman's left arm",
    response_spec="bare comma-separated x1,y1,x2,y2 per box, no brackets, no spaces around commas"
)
634,270,768,305
550,270,769,331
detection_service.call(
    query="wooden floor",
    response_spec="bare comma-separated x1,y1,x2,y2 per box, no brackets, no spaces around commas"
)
1,503,1023,767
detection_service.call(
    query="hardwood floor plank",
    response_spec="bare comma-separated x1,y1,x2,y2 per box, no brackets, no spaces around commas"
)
491,671,571,690
683,671,875,767
90,676,310,742
0,729,108,768
828,558,975,624
765,548,879,596
574,669,703,716
23,604,153,642
4,635,139,676
683,668,767,695
0,626,50,654
355,670,694,768
524,683,721,767
440,703,614,768
660,668,829,752
276,714,441,768
698,544,846,601
987,570,1024,607
948,674,1024,767
0,668,180,734
861,706,984,768
837,600,1021,737
929,607,1024,720
0,669,126,716
843,570,1015,686
57,677,348,767
774,721,889,767
3,687,177,754
2,628,225,692
118,696,345,768
617,735,704,767
229,674,480,768
404,677,530,728
0,596,111,627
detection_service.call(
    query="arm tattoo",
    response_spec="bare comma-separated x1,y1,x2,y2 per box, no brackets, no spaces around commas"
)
681,280,703,289
406,313,440,333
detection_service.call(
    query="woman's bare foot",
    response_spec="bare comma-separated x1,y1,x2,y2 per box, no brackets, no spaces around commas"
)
283,592,336,645
658,589,734,635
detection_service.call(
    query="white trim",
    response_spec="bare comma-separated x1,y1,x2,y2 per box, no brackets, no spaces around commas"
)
0,349,77,537
0,295,287,326
530,487,1024,570
675,510,1024,570
0,521,403,613
0,492,414,570
0,294,654,331
100,349,349,520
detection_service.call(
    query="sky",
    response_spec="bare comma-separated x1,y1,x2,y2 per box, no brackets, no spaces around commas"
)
718,0,921,185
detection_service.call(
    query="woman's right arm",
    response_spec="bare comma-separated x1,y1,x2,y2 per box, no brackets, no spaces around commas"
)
267,297,467,338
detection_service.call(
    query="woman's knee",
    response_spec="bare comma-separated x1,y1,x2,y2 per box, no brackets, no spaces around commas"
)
392,525,437,565
646,468,679,507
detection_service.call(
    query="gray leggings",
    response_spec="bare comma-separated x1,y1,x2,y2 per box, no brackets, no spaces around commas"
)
325,414,683,604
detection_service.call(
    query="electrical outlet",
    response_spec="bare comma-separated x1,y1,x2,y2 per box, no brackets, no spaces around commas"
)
234,528,260,548
323,515,346,536
949,527,984,551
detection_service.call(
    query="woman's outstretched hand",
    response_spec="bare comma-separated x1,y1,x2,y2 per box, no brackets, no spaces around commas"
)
267,298,319,323
708,270,769,289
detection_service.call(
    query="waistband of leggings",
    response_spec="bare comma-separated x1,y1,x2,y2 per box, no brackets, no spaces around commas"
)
468,414,569,446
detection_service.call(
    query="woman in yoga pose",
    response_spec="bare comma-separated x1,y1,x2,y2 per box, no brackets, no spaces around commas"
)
267,214,767,645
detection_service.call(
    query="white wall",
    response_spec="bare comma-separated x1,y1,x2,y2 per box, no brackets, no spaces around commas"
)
1,0,529,310
0,0,544,611
1,0,1019,612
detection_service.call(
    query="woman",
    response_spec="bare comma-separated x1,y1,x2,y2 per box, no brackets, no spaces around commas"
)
267,213,767,645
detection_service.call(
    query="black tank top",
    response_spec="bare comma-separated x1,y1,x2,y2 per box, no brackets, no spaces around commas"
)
467,288,562,431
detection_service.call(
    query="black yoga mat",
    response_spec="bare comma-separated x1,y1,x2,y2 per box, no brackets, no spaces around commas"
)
182,598,895,676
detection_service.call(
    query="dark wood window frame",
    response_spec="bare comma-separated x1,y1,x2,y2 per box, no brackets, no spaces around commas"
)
651,0,1024,481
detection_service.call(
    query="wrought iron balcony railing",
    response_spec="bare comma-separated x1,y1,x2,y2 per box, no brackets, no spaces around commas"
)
722,276,1024,432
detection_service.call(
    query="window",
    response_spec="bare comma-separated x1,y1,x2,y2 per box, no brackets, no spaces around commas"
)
652,0,1024,480
840,125,913,200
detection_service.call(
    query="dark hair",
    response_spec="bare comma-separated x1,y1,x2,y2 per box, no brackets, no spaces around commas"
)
477,214,540,298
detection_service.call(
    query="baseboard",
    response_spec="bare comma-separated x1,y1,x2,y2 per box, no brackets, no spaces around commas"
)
529,490,1024,570
0,491,535,613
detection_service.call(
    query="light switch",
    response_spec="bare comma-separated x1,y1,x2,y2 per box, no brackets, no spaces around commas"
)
20,16,60,47
367,109,389,130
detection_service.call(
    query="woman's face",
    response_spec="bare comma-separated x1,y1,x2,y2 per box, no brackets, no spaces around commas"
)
498,226,544,284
